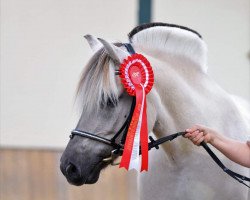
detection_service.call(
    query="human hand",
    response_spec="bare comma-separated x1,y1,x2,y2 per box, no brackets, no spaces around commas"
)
184,124,216,145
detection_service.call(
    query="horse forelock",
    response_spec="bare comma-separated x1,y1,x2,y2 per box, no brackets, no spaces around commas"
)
76,47,120,113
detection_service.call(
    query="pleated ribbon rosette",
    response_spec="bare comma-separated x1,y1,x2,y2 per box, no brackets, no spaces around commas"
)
119,53,154,172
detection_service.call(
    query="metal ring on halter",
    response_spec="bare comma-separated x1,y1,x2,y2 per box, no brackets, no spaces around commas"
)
102,149,122,165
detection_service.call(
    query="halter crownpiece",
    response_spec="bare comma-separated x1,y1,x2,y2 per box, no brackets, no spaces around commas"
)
119,50,154,172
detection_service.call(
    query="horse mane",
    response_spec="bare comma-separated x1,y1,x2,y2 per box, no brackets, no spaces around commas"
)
128,23,208,72
128,22,202,39
76,45,122,113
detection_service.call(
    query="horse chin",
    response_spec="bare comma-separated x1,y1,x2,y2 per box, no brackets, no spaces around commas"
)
68,161,107,186
87,160,109,183
85,170,101,184
67,172,100,186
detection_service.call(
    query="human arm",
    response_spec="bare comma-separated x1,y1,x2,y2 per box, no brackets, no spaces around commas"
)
184,125,250,168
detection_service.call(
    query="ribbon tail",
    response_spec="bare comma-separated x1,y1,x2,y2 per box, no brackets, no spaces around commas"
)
140,87,148,171
119,87,143,170
128,121,141,170
119,118,138,170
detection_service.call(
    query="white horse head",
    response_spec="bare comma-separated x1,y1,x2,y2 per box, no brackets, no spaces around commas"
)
60,23,249,199
60,36,158,185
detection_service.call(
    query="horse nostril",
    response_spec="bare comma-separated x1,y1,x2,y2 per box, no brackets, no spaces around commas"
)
66,163,81,178
66,163,76,173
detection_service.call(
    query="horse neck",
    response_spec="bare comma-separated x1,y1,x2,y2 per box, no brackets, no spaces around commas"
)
151,56,208,134
133,43,245,140
152,60,247,142
131,29,208,136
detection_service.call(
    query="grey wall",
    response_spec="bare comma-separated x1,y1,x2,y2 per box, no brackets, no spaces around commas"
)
153,0,250,100
0,0,137,148
1,0,249,148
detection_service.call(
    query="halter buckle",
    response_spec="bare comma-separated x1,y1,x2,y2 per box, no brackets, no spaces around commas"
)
102,149,122,166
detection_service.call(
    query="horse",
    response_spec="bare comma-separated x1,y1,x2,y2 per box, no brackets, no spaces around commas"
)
60,23,250,200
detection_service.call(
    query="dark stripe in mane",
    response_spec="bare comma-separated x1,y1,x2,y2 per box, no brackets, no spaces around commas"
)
128,22,202,40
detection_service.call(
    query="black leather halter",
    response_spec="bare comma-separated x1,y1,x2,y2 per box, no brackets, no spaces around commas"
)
71,96,136,153
70,43,250,188
70,43,138,155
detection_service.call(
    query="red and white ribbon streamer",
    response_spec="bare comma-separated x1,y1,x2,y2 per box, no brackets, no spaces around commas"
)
119,53,154,172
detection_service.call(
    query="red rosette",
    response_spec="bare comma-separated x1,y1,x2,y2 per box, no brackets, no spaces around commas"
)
119,53,154,172
119,54,154,96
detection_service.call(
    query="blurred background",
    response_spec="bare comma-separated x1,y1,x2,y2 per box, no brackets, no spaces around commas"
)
0,0,249,199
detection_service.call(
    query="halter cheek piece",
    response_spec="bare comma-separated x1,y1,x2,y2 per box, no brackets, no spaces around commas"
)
70,43,250,188
70,44,137,165
70,95,136,165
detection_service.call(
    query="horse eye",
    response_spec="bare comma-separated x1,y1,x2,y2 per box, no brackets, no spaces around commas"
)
106,98,117,108
100,98,117,109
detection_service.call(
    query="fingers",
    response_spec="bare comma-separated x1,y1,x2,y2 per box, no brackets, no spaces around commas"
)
186,124,207,132
193,132,205,145
186,125,200,133
184,129,206,146
184,130,199,139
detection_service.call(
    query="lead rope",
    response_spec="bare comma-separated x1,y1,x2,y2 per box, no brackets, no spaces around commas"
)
110,131,249,187
201,141,250,188
145,131,250,188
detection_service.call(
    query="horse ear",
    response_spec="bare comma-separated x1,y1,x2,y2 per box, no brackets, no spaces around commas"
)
98,38,129,64
84,34,103,52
